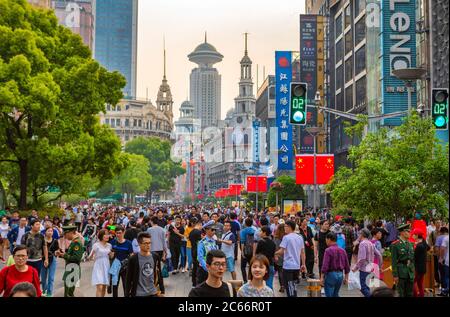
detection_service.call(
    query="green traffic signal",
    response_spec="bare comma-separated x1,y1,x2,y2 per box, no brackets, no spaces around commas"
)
432,89,449,130
290,82,307,125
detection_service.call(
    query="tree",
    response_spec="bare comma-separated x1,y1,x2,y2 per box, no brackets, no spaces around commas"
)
111,154,151,205
267,175,305,208
0,0,127,209
125,137,185,202
328,113,449,221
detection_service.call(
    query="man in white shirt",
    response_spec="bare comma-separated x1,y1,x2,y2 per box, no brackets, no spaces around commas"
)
275,220,306,297
15,217,28,247
439,228,449,297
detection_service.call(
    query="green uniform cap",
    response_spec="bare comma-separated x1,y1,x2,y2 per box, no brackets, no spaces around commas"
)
62,225,77,233
397,223,411,232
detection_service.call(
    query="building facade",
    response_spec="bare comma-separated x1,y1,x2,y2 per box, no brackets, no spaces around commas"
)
51,0,95,50
188,35,223,129
94,0,138,99
27,0,51,8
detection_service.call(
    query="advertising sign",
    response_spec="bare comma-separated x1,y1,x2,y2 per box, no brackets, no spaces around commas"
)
283,199,303,215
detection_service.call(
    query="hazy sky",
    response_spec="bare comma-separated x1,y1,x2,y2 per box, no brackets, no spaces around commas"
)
136,0,305,120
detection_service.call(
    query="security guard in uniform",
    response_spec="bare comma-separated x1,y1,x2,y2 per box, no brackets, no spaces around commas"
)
390,223,415,297
55,225,84,297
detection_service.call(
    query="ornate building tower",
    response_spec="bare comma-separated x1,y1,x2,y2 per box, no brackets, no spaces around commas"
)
156,43,174,124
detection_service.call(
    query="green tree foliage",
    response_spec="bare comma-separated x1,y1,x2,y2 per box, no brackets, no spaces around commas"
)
125,137,185,201
267,175,305,207
0,0,127,209
329,113,449,221
111,153,152,204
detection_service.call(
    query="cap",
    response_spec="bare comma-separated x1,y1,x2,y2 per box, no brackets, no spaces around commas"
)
62,225,77,233
397,223,411,232
202,220,218,230
309,218,316,223
332,224,342,234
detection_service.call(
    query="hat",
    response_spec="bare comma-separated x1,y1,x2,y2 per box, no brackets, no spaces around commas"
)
202,220,218,230
62,225,77,233
397,223,411,232
309,218,316,224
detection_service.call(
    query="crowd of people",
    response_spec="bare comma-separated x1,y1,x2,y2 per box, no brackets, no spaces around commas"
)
0,205,448,298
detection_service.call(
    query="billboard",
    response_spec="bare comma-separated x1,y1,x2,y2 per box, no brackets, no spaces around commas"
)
283,199,303,216
380,0,417,126
299,15,325,153
275,51,294,170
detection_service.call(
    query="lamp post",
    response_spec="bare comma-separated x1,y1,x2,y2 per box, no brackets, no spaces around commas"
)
392,68,427,112
305,126,323,214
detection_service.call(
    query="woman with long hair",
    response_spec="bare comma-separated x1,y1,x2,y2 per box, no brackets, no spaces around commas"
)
273,222,286,293
40,226,60,297
89,229,114,297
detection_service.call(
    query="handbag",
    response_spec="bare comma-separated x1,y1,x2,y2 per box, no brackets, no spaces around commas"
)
162,264,169,278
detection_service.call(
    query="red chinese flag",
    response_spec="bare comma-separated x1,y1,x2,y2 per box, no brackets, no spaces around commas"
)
222,188,229,197
316,155,335,185
257,176,268,193
229,184,244,196
247,176,257,192
296,155,314,185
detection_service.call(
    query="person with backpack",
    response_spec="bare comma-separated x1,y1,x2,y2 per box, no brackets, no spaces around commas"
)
331,224,346,250
240,217,256,283
342,218,355,265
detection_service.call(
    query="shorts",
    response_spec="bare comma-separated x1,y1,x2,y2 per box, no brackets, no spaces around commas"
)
226,257,235,273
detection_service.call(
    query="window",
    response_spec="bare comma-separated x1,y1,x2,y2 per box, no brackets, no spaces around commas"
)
345,5,352,29
106,104,111,111
355,19,365,46
355,76,367,108
116,119,120,127
125,119,129,127
105,118,110,125
345,57,353,83
345,31,353,55
134,119,137,127
335,13,343,38
111,119,115,127
336,39,344,62
336,65,343,91
336,91,344,112
355,46,366,75
138,120,142,127
345,85,353,111
354,0,366,17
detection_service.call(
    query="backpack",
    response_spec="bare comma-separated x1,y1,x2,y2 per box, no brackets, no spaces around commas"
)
336,233,346,249
243,233,254,260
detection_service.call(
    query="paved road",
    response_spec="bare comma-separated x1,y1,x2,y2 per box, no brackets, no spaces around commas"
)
2,255,364,297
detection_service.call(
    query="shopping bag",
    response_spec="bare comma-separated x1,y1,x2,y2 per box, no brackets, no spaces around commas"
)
348,270,361,290
162,264,169,278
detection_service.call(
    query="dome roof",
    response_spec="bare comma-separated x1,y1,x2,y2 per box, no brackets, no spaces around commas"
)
241,55,252,64
193,42,219,54
180,100,194,109
188,36,223,66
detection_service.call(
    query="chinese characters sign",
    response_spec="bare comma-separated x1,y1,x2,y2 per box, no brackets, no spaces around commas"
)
275,51,294,171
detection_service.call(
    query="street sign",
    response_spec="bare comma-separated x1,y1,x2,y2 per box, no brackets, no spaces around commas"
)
432,88,449,130
290,82,307,125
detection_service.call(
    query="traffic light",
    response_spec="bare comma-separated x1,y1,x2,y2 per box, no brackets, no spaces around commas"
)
432,88,449,130
290,82,307,125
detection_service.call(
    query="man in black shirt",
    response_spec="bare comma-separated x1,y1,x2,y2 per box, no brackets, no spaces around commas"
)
255,226,276,289
156,210,167,228
188,249,231,297
189,218,202,286
168,215,185,274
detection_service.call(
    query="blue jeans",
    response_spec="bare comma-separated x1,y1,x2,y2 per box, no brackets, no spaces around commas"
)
324,271,343,297
359,271,371,297
180,244,186,269
27,260,43,276
41,258,57,296
186,247,193,269
266,265,275,290
442,265,449,295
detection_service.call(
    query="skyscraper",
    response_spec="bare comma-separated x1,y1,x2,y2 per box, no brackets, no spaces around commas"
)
188,33,223,129
94,0,138,99
51,0,95,50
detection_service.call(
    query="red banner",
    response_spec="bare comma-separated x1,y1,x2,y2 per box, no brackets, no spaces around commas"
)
258,176,268,193
229,184,245,196
247,176,257,192
316,155,335,185
296,155,315,185
246,176,267,192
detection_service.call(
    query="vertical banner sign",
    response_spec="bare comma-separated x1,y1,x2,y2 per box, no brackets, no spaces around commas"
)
253,120,261,166
299,15,319,153
275,51,294,171
380,0,416,126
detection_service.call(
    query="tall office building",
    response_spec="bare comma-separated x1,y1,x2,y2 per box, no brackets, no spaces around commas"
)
94,0,138,99
51,0,95,50
188,34,223,129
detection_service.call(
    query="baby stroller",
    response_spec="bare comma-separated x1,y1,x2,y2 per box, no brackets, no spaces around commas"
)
82,234,96,262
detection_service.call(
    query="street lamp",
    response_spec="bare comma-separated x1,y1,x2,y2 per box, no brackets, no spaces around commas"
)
392,68,427,112
305,126,323,214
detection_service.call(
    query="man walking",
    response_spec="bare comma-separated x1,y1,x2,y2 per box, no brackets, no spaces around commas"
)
390,223,415,297
196,220,218,285
219,221,237,280
274,220,306,297
21,219,49,276
148,216,167,294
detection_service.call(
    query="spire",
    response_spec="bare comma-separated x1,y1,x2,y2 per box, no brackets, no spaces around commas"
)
244,32,249,56
204,31,207,43
163,36,167,80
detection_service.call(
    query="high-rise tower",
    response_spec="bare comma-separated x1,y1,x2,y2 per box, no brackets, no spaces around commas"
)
188,33,223,129
156,41,174,124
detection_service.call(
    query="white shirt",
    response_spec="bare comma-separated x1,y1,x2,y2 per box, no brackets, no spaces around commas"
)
0,223,9,239
280,233,305,270
16,227,26,245
441,235,449,266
